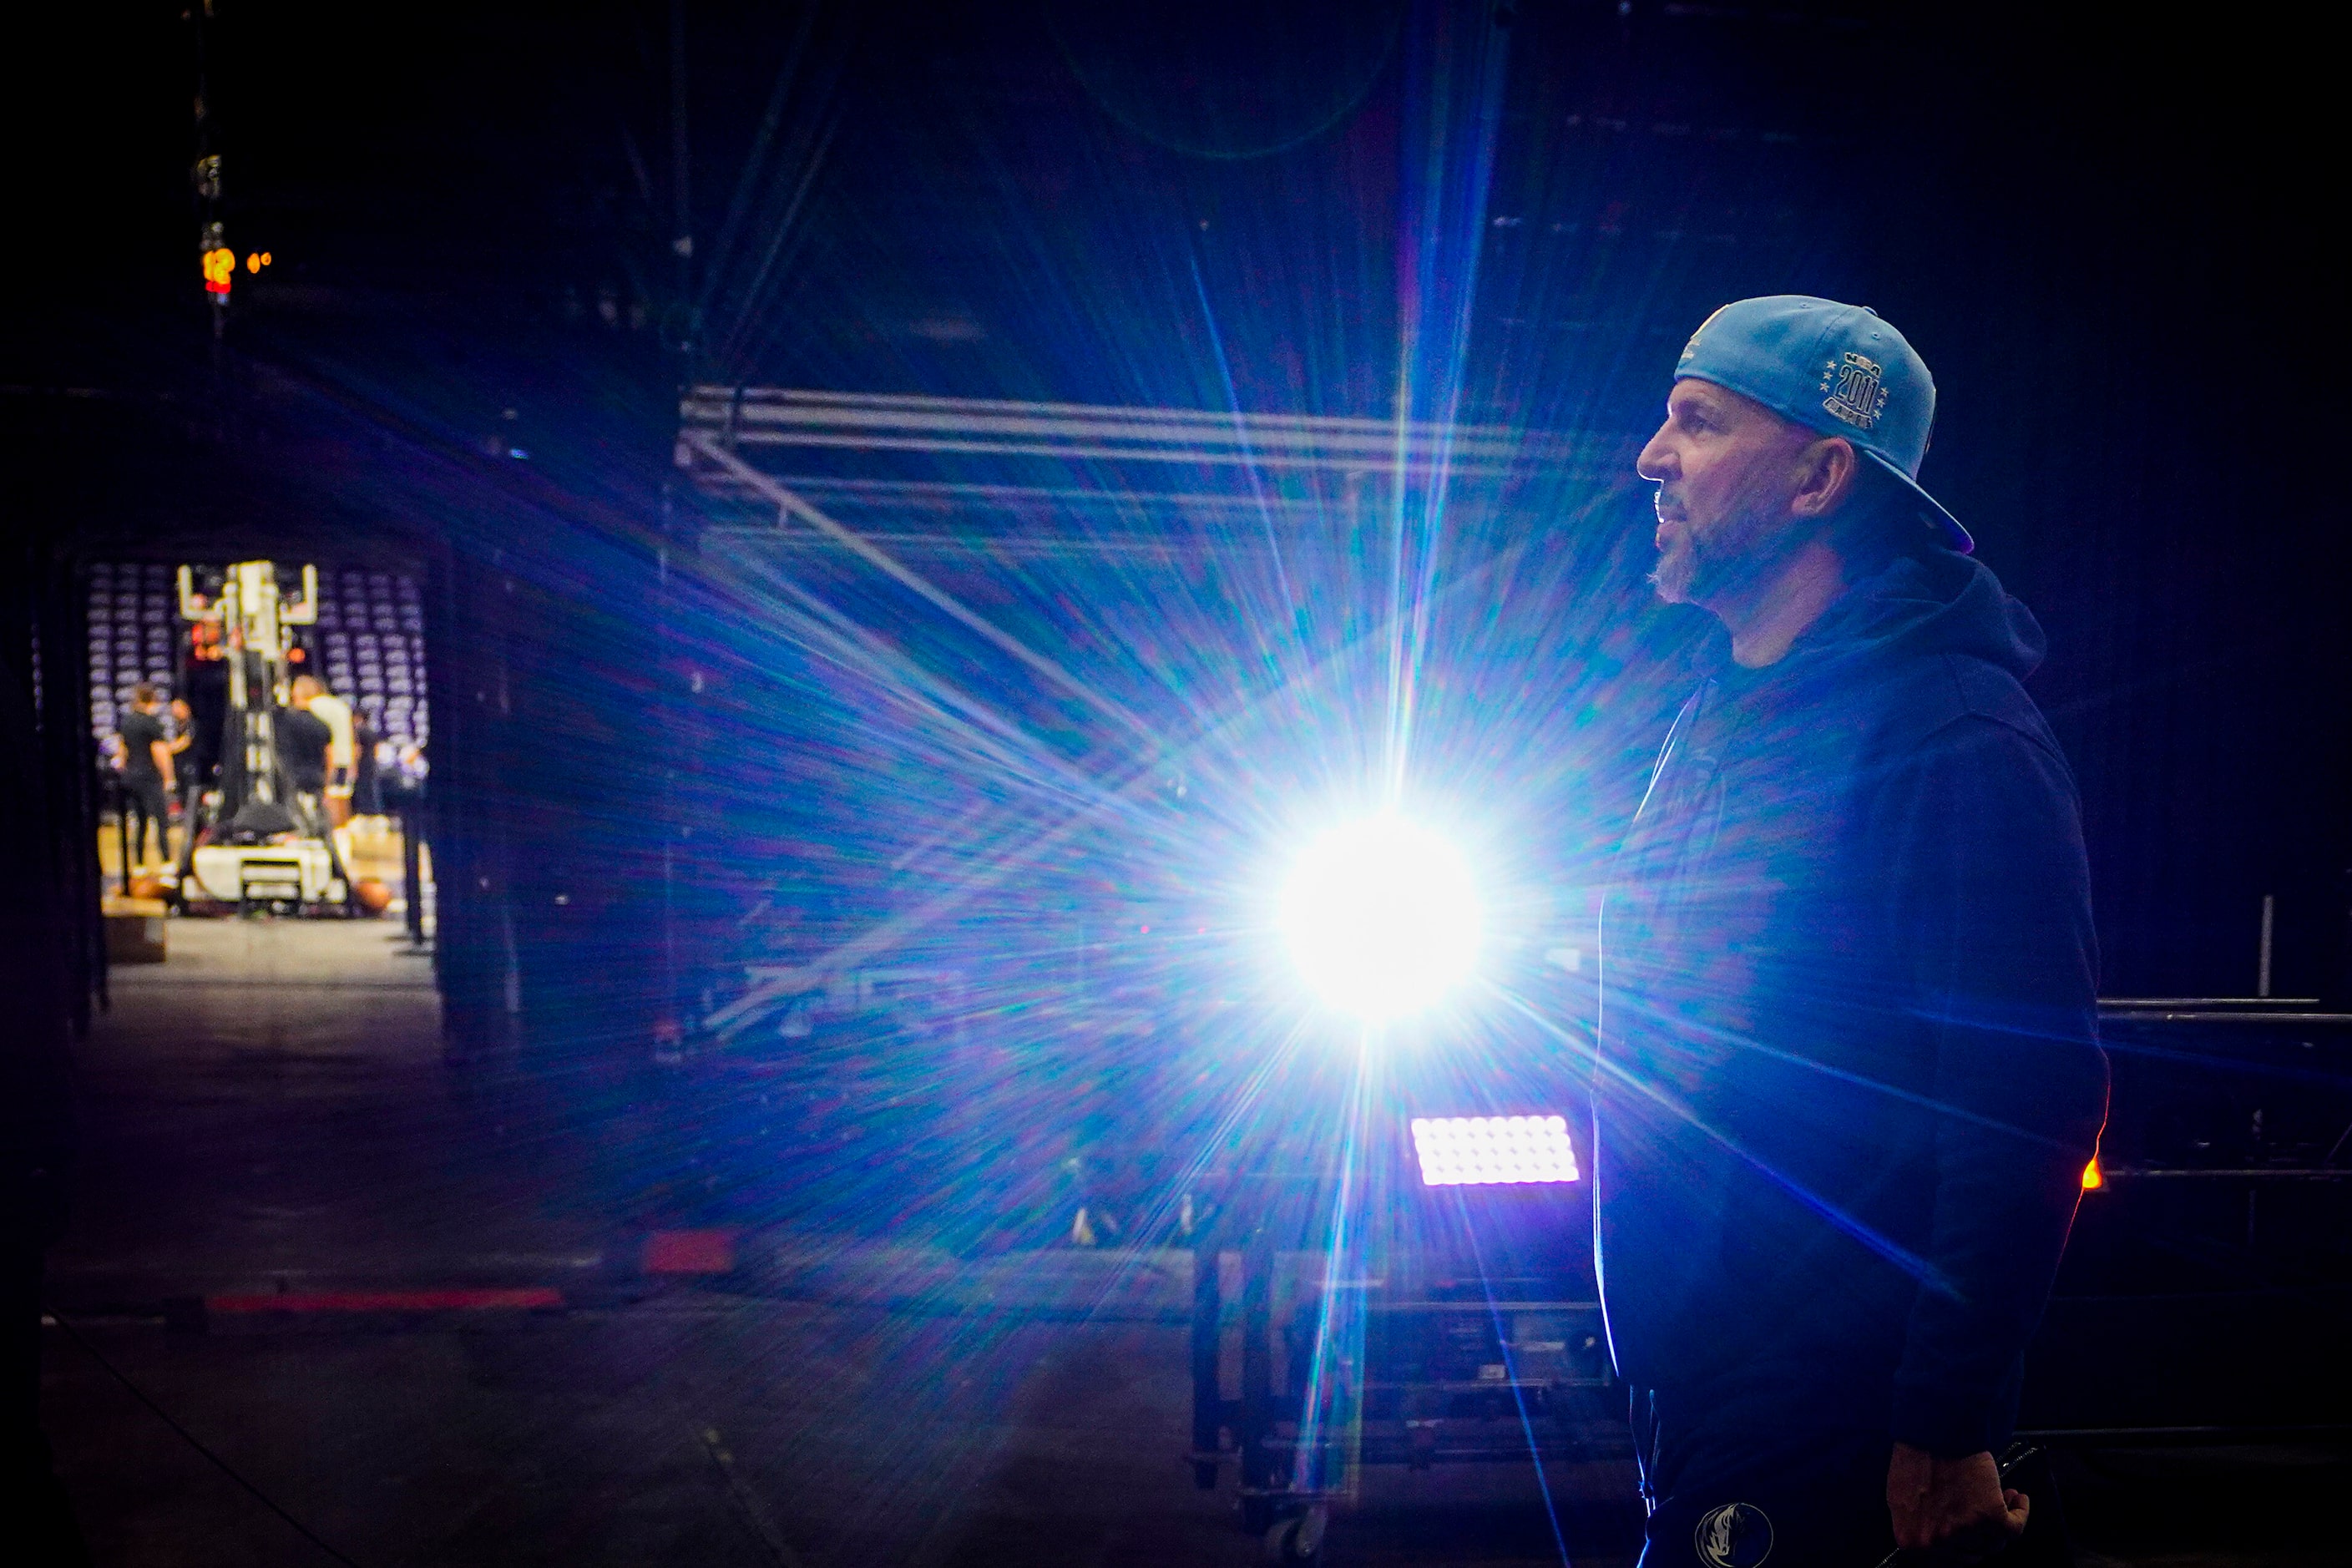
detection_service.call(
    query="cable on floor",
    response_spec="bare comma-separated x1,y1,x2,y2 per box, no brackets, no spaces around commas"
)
44,1308,365,1568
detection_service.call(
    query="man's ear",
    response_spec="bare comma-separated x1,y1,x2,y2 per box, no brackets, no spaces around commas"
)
1789,436,1860,519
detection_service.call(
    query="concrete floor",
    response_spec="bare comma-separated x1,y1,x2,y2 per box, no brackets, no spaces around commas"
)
40,921,2348,1565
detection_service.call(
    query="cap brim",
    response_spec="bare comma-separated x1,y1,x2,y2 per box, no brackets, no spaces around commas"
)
1864,450,1972,554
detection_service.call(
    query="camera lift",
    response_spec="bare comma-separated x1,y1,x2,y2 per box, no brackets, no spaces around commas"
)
168,561,356,913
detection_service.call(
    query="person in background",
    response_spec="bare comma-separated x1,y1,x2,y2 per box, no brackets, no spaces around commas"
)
113,685,174,873
276,685,332,814
385,741,429,945
167,697,200,807
350,707,383,821
180,597,227,790
292,675,357,827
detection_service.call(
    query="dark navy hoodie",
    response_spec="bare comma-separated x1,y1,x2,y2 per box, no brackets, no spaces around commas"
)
1594,548,2109,1458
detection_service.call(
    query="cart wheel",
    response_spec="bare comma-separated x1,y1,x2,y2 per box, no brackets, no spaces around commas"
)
1262,1507,1328,1565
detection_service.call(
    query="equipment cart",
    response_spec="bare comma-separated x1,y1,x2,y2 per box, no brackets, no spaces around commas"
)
1184,1110,1629,1564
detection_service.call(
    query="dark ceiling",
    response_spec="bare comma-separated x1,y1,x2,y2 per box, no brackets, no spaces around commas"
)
20,4,2311,428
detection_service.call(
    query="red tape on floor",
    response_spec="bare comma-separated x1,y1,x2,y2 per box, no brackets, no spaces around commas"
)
642,1230,737,1274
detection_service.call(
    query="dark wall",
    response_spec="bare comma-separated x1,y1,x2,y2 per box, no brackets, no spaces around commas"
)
1865,22,2348,998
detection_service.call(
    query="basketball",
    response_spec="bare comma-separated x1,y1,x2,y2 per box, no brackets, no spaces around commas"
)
353,878,394,913
129,876,169,901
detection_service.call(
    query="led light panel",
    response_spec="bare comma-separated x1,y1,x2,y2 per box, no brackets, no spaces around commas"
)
1410,1115,1580,1186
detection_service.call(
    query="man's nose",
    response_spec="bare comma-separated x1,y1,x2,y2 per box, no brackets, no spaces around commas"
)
1635,424,1677,483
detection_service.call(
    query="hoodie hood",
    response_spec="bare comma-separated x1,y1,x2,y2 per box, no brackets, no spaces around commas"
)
1809,549,2044,678
1732,549,2046,689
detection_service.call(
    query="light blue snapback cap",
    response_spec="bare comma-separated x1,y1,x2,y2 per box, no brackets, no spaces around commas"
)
1675,295,1971,554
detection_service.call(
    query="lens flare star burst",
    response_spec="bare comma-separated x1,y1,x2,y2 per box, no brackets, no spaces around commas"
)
1278,814,1480,1022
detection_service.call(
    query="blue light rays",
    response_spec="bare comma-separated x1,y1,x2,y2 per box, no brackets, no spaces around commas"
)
1383,0,1512,803
287,8,1716,1530
1186,250,1298,612
1497,982,1960,1302
1289,1036,1371,1499
1457,1187,1578,1566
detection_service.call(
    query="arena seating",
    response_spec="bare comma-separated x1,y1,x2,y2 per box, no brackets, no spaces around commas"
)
85,562,430,755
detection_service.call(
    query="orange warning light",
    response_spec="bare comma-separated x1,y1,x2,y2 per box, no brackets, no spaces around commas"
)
201,245,235,295
2081,1156,2103,1191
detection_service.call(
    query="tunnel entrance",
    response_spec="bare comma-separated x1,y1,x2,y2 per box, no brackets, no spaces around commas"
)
89,559,433,933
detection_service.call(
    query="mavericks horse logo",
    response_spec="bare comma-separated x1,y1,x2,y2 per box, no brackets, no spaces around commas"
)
1693,1500,1773,1567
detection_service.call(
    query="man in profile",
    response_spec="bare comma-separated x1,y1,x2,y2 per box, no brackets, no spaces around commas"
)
1596,296,2109,1564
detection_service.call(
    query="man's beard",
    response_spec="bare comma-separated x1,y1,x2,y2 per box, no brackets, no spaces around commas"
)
1651,529,1698,604
1650,493,1787,608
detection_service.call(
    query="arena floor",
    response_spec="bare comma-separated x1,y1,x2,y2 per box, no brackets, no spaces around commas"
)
38,922,2345,1565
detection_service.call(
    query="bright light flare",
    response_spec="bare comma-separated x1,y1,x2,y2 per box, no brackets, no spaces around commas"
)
1279,814,1479,1021
1411,1115,1581,1186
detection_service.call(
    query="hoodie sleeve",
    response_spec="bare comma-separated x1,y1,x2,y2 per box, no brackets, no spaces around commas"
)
1874,711,2108,1458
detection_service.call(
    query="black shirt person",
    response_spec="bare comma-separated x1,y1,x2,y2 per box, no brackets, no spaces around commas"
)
277,701,332,802
114,684,174,869
168,697,200,799
1596,297,2107,1565
180,600,228,788
349,709,382,817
